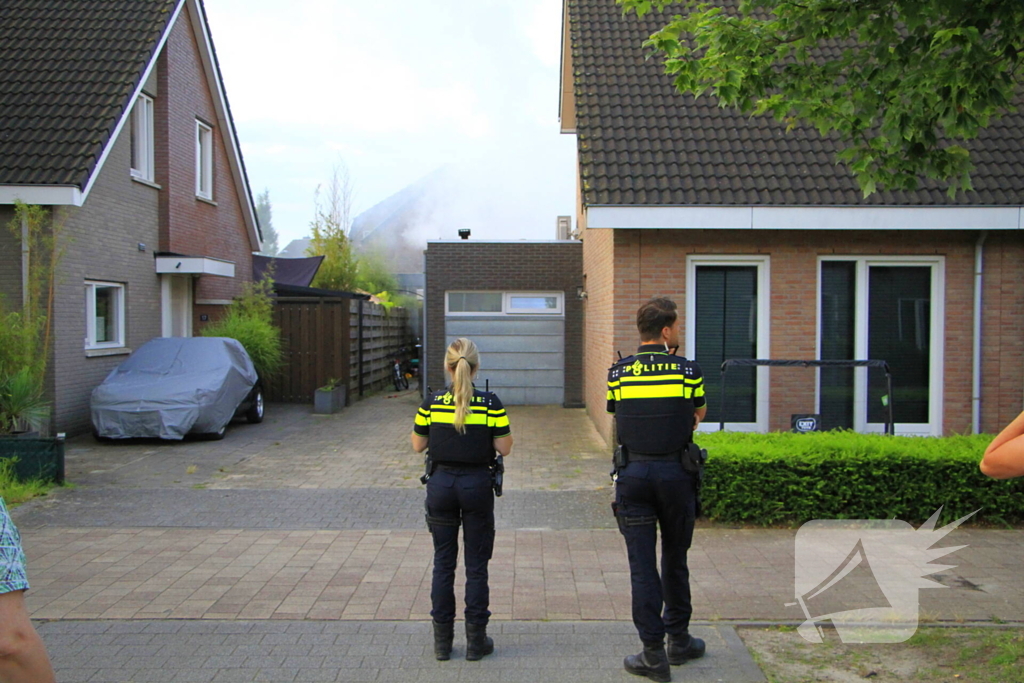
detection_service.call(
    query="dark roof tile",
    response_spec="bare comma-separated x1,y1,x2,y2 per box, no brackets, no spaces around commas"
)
568,0,1024,206
0,0,179,188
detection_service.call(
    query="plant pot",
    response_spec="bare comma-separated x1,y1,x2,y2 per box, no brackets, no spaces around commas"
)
0,434,65,484
314,386,346,414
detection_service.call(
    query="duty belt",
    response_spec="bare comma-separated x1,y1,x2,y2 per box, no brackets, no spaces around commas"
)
435,462,490,472
627,449,684,462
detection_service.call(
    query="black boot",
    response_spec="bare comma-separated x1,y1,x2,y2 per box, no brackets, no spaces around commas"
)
465,621,494,661
666,633,705,665
624,642,671,682
432,620,454,661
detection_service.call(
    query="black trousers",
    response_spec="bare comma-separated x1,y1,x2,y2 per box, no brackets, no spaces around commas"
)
425,467,495,625
614,460,697,644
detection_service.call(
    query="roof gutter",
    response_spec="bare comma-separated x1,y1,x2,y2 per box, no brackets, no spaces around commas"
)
972,230,988,434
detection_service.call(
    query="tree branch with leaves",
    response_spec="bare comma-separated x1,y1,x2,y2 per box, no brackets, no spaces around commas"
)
618,0,1024,197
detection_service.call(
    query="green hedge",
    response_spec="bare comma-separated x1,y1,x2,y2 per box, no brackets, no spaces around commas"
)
696,431,1024,525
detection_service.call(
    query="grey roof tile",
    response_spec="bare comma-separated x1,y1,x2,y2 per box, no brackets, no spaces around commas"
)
568,0,1024,207
0,0,179,188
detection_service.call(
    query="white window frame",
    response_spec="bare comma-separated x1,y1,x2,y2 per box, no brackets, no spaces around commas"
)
445,291,565,316
816,255,945,436
85,281,126,350
195,120,213,199
686,255,771,433
505,292,563,315
130,94,155,181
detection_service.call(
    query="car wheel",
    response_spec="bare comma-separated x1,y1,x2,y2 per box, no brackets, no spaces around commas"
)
246,388,265,424
92,429,112,443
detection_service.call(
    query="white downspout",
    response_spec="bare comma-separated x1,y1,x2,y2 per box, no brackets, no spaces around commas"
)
21,213,29,310
972,230,988,434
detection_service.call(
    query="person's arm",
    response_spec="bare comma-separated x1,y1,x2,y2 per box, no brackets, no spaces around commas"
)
689,361,707,430
411,396,431,453
488,394,513,457
411,433,428,453
0,590,56,683
494,434,513,457
694,406,707,429
980,411,1024,479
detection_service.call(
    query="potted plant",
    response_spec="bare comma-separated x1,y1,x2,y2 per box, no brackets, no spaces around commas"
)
0,368,49,437
314,377,346,414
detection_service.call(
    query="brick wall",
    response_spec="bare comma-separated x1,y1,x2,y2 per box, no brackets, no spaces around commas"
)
51,128,162,435
585,227,1021,440
424,241,584,407
156,2,252,312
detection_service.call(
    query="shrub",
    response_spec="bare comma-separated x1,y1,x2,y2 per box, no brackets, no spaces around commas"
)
696,431,1024,526
201,278,283,381
0,459,51,506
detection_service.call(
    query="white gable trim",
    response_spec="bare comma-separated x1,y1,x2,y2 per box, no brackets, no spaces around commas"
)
0,185,84,206
187,0,261,252
587,205,1024,230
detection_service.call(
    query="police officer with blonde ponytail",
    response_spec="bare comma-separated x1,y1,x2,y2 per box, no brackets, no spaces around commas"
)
411,338,513,662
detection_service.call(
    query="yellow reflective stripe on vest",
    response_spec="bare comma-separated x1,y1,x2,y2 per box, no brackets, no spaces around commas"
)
619,374,684,383
619,384,689,400
430,410,488,426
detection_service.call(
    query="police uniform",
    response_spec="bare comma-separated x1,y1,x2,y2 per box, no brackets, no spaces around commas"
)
413,387,511,626
607,344,705,647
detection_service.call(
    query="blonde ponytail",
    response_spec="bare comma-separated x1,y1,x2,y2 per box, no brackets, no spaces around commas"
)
445,338,480,434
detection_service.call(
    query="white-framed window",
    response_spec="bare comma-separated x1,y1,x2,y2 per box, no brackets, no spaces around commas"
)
445,291,564,316
817,255,945,436
130,94,155,181
195,120,213,199
686,255,771,433
85,281,126,349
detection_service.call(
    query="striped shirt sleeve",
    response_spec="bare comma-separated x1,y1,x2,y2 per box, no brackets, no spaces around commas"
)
413,395,432,436
687,361,706,409
488,394,511,438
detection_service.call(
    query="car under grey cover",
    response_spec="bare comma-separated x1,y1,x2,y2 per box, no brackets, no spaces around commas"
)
91,337,258,440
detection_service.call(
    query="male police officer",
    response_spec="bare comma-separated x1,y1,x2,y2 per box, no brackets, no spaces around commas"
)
608,298,707,682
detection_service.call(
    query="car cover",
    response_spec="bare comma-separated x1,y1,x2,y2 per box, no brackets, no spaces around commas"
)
91,337,258,440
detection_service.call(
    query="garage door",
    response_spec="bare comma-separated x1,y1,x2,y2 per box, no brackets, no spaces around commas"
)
445,291,564,405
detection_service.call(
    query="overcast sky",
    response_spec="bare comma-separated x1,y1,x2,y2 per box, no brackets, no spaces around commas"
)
204,0,578,249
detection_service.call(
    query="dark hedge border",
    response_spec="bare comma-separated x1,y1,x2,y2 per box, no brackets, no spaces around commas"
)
696,432,1023,525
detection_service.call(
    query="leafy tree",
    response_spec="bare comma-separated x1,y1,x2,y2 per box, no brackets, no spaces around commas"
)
255,188,279,256
0,202,65,433
355,248,398,295
307,162,359,291
618,0,1024,197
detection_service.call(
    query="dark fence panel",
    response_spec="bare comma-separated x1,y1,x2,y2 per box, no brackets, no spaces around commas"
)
268,297,352,403
270,297,412,403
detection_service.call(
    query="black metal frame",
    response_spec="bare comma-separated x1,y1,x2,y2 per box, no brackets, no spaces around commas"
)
718,359,895,435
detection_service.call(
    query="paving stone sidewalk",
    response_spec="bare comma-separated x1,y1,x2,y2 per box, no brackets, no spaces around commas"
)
18,526,1023,623
40,620,765,683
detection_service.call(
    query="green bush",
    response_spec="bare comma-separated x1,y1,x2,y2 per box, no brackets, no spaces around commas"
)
696,431,1024,526
201,279,283,382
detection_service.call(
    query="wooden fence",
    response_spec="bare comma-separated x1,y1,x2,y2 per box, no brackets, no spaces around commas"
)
267,297,413,403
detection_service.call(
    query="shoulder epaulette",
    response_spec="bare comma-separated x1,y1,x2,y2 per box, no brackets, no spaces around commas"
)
610,354,636,371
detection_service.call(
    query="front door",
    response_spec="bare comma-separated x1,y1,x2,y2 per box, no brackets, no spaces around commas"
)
161,275,193,337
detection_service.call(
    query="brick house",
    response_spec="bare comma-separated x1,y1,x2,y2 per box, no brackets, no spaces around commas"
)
424,241,583,407
561,0,1024,442
0,0,262,435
